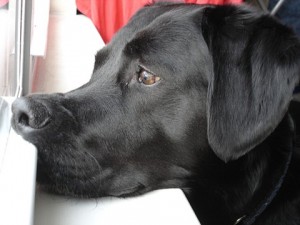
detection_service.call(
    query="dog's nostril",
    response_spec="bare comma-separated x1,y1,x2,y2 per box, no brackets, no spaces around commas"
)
18,112,30,126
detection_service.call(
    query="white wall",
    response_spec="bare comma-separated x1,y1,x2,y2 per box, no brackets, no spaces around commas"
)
31,0,104,93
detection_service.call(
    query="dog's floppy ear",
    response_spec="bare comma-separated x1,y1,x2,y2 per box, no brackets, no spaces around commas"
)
201,6,300,162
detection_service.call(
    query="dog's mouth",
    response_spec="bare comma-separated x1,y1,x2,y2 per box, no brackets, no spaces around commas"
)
36,168,150,199
34,144,152,198
37,181,148,199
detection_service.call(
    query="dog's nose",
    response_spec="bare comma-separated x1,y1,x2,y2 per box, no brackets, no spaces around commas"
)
12,97,51,133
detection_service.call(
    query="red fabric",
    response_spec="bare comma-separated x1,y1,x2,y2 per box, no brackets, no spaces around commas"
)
0,0,9,7
76,0,243,43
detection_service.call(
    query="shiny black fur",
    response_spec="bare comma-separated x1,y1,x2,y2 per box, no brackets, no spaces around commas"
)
11,3,300,225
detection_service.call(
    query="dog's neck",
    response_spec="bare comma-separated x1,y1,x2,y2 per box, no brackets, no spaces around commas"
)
186,114,294,225
235,135,293,225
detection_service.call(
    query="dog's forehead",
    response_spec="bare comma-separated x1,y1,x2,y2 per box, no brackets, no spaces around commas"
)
92,4,210,84
94,4,205,70
111,4,202,47
101,4,202,53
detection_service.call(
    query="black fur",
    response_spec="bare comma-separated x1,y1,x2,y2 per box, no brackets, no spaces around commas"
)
11,3,300,225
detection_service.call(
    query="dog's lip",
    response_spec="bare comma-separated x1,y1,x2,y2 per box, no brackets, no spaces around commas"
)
107,182,147,197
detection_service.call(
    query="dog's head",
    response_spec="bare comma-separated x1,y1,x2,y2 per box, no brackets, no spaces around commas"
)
12,3,300,197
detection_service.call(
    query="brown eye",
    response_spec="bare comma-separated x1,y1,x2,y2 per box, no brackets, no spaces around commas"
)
138,70,160,85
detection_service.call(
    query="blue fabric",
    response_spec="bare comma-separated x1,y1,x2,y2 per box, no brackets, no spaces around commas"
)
269,0,300,36
269,0,300,94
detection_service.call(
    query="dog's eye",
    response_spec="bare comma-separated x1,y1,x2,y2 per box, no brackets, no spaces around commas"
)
138,69,160,85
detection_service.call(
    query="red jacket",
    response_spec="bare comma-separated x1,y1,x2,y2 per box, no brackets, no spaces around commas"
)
76,0,243,43
0,0,9,7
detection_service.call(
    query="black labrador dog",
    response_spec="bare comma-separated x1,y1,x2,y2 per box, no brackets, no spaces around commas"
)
11,3,300,225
